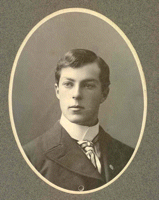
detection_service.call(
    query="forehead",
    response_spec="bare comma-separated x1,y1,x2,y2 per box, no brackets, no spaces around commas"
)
60,63,101,81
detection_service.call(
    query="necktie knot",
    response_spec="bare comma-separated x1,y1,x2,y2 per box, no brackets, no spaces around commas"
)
77,140,101,174
78,140,93,149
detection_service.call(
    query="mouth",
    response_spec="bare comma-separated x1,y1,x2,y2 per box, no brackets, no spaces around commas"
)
69,105,84,111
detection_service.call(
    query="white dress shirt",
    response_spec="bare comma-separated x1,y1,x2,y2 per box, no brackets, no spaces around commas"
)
60,114,101,159
60,114,99,141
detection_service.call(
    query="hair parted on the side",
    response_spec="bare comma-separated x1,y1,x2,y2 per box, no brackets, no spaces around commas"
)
55,49,110,92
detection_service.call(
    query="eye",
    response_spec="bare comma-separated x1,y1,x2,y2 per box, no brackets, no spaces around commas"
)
83,83,96,89
62,82,73,88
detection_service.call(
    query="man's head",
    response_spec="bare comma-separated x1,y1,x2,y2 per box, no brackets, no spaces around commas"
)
55,49,110,92
55,49,110,126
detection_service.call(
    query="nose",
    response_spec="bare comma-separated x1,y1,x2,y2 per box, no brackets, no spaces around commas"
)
72,84,82,100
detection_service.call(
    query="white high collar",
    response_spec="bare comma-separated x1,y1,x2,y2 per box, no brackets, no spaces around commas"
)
60,114,99,141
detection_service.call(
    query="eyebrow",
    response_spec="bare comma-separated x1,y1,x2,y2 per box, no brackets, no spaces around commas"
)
62,78,99,83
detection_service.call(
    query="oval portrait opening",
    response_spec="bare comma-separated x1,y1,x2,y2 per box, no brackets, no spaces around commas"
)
9,8,147,194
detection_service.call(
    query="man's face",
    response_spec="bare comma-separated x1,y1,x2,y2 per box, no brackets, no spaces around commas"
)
55,62,108,126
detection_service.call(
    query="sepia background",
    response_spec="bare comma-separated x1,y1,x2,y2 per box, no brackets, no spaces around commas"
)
1,0,158,199
12,11,143,148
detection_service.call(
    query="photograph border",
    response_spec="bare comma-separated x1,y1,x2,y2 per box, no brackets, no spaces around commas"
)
8,8,147,194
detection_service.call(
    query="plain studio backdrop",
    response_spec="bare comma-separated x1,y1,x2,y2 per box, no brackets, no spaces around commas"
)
12,11,144,148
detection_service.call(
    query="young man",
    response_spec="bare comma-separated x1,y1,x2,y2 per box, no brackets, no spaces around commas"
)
24,49,134,191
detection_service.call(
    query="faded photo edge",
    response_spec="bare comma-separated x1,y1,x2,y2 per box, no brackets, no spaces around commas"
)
8,8,147,194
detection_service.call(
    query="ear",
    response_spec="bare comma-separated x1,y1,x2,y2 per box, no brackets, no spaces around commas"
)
55,83,60,99
100,87,109,104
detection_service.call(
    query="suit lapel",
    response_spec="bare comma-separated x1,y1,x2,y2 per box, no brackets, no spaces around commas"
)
99,126,130,182
98,126,119,183
44,122,104,181
98,126,110,182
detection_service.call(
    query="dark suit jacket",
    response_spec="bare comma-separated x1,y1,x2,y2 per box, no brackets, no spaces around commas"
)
23,121,134,191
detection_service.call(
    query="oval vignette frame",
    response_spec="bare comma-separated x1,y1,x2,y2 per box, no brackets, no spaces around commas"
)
9,8,147,194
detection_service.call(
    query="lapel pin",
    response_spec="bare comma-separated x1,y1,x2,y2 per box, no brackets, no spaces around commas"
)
109,164,114,170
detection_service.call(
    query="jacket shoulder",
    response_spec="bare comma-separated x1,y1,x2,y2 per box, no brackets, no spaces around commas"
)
99,125,134,156
23,122,62,169
108,137,134,158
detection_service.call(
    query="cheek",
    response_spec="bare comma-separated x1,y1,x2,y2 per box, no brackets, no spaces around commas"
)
59,89,69,99
58,90,71,108
86,94,102,107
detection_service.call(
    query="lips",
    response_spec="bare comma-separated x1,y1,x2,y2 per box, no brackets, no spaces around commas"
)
69,105,84,111
69,105,84,109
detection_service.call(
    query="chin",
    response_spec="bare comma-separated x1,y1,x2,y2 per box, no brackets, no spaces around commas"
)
68,115,96,126
67,115,88,126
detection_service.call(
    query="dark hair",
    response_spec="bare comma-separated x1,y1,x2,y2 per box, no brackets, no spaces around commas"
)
55,49,110,92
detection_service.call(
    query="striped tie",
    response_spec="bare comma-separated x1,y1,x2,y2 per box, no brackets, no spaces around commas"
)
77,140,101,174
